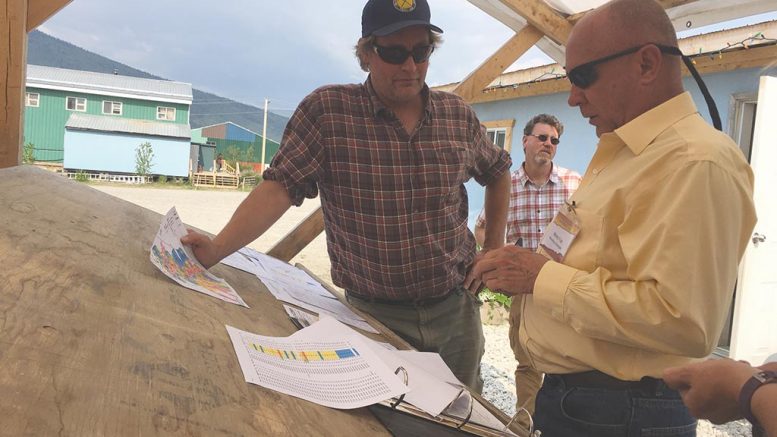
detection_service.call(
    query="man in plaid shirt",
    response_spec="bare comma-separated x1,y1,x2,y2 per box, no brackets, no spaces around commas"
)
182,0,512,393
474,113,580,420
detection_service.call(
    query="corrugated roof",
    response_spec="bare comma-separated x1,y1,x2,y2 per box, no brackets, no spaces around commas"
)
26,65,192,105
65,113,191,139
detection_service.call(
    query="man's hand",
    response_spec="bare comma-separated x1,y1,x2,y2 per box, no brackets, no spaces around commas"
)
470,246,549,296
663,358,755,424
464,249,490,294
180,230,222,269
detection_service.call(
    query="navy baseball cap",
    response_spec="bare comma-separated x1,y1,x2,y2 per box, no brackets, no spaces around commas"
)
362,0,443,38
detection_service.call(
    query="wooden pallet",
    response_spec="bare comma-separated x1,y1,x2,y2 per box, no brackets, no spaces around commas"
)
191,171,239,189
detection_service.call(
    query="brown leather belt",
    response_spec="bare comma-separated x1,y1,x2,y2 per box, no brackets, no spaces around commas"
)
346,288,456,307
551,370,663,393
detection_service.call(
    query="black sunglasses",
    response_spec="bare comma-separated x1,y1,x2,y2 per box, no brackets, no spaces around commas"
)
373,43,434,65
527,134,560,145
566,43,682,89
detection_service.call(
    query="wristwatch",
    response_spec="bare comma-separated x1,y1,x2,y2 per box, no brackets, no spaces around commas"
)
738,370,777,427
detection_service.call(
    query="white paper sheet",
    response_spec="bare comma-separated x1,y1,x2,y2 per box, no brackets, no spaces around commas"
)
283,304,318,328
226,321,408,409
150,207,247,307
243,251,379,333
290,317,462,417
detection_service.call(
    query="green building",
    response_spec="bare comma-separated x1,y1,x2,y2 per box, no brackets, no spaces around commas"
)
24,65,193,176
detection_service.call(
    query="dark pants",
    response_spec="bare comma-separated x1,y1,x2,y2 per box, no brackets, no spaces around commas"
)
534,373,697,437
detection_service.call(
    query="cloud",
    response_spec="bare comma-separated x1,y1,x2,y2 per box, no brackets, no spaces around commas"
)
41,0,551,109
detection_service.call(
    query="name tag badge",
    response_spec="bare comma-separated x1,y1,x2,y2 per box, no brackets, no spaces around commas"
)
537,201,581,262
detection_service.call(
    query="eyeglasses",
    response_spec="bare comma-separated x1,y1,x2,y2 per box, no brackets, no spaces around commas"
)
373,43,434,65
566,43,682,89
527,134,560,145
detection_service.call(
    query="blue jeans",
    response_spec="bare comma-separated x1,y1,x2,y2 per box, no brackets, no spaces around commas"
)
534,374,697,437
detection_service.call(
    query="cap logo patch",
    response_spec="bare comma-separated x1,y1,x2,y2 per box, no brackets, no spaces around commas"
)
393,0,416,12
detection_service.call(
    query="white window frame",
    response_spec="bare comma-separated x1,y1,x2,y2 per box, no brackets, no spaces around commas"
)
482,119,516,152
102,100,123,115
157,106,176,121
25,92,40,107
66,96,87,112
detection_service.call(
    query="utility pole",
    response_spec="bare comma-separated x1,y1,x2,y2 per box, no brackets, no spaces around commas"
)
261,98,269,171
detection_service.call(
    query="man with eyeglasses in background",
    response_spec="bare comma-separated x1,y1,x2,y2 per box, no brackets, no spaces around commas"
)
473,113,579,427
182,0,511,393
471,0,756,435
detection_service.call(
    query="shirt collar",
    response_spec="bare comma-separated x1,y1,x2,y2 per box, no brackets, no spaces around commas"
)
614,92,699,155
518,163,559,187
364,77,433,121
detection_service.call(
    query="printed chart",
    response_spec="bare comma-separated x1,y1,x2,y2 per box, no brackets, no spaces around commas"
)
150,207,247,307
226,322,408,409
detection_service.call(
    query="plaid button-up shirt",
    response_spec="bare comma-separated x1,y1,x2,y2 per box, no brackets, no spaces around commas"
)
263,79,511,301
476,164,580,251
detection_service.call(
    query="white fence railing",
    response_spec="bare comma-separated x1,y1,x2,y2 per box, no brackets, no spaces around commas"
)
62,172,151,184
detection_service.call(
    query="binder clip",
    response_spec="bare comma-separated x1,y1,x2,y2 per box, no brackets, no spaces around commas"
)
390,366,409,409
503,406,541,436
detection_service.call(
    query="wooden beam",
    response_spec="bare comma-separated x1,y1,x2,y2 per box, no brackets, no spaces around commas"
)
267,207,325,262
453,25,543,102
657,0,702,8
466,43,777,105
1,0,28,169
497,0,574,46
27,0,71,30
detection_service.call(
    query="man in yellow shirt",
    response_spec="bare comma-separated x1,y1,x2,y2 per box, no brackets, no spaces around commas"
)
472,0,757,435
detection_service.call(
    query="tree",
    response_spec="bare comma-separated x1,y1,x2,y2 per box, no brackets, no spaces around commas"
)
135,142,155,176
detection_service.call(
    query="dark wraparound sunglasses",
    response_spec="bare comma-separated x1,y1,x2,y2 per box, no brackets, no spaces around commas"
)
527,134,560,145
566,43,722,131
566,44,682,89
373,44,434,65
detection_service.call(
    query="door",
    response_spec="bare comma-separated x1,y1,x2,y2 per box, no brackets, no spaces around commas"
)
729,75,777,365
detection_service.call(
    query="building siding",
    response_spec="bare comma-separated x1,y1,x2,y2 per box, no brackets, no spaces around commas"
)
64,130,190,177
24,87,190,163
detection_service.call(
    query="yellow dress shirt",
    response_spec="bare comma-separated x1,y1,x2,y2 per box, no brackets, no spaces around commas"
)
519,92,757,380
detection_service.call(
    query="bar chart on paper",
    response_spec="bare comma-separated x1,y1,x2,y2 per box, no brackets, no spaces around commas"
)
226,325,408,409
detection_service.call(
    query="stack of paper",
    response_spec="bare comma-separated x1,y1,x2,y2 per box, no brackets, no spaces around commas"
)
220,248,377,333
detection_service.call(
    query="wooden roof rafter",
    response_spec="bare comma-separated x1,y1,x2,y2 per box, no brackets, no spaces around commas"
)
454,0,777,104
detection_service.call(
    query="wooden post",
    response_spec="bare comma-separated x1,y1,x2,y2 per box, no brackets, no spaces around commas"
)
267,207,325,262
0,0,28,169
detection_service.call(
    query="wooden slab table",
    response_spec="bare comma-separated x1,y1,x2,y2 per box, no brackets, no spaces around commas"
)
0,166,391,436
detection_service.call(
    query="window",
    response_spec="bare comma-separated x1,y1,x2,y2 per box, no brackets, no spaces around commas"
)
25,92,40,107
157,106,176,121
66,96,87,112
482,119,516,152
102,101,123,115
487,128,507,149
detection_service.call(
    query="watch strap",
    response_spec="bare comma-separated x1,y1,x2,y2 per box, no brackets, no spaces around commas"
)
738,370,777,426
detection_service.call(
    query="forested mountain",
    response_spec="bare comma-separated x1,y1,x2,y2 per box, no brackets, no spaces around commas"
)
27,30,289,141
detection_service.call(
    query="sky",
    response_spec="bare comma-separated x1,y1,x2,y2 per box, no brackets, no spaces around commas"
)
39,1,777,117
38,0,551,116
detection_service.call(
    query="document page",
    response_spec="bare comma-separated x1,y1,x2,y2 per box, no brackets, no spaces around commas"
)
150,207,247,307
226,322,408,409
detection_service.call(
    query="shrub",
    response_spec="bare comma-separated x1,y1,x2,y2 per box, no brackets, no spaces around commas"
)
23,142,35,164
135,142,154,176
158,175,168,183
74,170,89,182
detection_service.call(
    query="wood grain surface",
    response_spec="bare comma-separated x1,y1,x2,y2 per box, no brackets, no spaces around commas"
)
0,166,389,436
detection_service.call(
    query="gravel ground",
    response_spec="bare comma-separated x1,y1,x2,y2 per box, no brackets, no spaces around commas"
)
479,324,753,437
